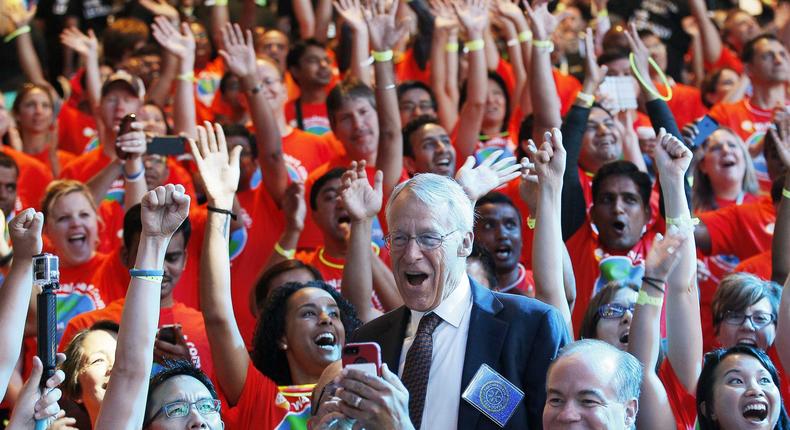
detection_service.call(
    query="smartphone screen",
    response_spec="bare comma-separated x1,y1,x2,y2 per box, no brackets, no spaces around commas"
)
148,136,187,155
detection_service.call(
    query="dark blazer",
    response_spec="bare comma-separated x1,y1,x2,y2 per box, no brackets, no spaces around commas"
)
351,278,570,430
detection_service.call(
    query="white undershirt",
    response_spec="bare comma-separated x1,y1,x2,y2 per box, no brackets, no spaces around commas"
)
398,275,473,430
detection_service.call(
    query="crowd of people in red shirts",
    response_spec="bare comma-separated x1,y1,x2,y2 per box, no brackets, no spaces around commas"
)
1,0,790,427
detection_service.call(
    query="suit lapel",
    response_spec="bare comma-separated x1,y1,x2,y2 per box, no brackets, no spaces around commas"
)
458,280,508,430
378,307,410,371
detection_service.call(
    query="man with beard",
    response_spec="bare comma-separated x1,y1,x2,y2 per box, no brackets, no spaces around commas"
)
473,192,534,295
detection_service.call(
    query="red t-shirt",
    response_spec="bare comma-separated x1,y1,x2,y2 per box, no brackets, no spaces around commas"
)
698,194,775,260
295,247,385,311
704,46,744,75
566,220,663,337
223,363,312,430
57,103,98,155
655,81,708,130
58,299,214,377
54,253,114,343
282,128,340,182
657,359,697,430
394,48,431,85
230,187,285,344
500,179,535,269
498,263,535,297
734,250,772,280
285,100,331,136
2,146,53,210
709,98,785,192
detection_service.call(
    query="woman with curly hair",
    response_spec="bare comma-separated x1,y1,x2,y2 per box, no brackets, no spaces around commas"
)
194,122,361,428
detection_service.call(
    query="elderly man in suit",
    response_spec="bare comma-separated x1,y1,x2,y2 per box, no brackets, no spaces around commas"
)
330,161,569,429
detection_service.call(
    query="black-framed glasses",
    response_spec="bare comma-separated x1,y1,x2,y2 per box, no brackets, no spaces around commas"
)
598,303,635,319
147,398,221,424
385,230,459,251
723,311,775,329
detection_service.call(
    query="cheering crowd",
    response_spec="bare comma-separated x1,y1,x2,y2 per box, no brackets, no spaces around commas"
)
1,0,790,428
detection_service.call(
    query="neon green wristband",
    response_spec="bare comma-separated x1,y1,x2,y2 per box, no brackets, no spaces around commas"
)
372,50,394,62
4,25,31,43
464,39,484,52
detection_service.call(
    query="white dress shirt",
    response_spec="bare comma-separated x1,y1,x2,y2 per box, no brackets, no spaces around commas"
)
398,276,473,430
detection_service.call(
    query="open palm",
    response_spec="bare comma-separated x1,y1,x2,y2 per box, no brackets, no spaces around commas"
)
340,162,383,222
60,28,98,58
189,123,242,206
152,17,195,61
455,0,490,35
218,23,257,79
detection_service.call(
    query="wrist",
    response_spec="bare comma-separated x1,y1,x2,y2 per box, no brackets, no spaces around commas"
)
206,197,234,211
240,75,259,92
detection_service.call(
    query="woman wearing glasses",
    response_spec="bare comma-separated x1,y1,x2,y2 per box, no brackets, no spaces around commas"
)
579,282,638,352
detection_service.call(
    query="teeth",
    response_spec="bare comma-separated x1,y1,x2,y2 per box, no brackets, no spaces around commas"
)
314,333,335,346
745,404,767,412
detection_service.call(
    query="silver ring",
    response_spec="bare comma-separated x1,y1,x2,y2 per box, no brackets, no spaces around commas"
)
353,396,362,408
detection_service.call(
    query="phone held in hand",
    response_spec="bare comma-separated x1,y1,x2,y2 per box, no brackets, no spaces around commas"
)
117,113,136,160
691,115,720,148
158,324,179,344
342,342,382,377
148,136,188,155
599,76,639,112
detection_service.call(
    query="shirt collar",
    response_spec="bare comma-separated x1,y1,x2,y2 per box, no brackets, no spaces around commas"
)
408,275,472,331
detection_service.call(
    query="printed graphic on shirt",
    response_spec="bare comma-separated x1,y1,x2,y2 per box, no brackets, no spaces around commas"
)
196,73,221,108
56,283,106,343
592,252,646,297
474,135,516,166
274,385,313,429
284,154,309,182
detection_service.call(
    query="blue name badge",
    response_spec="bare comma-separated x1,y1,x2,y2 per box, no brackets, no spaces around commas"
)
461,364,524,427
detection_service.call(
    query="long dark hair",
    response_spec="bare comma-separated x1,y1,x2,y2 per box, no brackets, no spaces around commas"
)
250,281,362,385
697,345,790,430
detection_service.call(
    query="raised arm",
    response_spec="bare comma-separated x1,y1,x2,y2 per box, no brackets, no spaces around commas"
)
688,0,723,67
94,184,190,430
628,227,689,430
60,28,100,116
138,2,180,107
151,17,198,139
493,0,526,119
524,0,565,133
530,129,573,331
7,5,47,86
190,123,249,405
455,149,522,203
653,128,702,393
453,0,490,162
340,161,385,323
334,0,371,85
769,112,790,284
219,23,288,203
263,182,306,269
429,0,461,130
364,0,408,195
0,210,43,397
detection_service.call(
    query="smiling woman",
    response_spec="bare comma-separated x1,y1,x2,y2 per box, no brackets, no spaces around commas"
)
697,345,790,430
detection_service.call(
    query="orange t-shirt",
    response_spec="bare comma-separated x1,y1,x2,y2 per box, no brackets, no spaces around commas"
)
194,57,226,124
704,46,744,75
734,249,772,280
295,247,385,311
554,69,582,117
59,298,214,377
655,81,708,130
282,128,341,182
2,146,53,210
229,187,285,344
54,253,114,343
394,48,431,85
57,103,98,155
28,149,77,176
709,98,786,192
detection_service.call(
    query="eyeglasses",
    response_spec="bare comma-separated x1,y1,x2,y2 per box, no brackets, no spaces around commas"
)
147,399,221,424
385,230,458,251
723,311,775,329
598,303,635,319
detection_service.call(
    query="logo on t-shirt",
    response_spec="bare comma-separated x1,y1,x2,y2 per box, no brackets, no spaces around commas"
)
283,154,309,182
274,385,313,429
592,253,645,296
56,282,106,343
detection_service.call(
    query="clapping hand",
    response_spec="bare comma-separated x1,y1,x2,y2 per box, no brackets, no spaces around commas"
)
6,355,66,430
188,122,242,209
340,161,383,223
141,184,191,240
8,208,43,261
653,127,692,181
151,16,195,63
455,150,522,201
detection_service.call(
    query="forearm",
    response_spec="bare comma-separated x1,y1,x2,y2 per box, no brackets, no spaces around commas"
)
621,130,648,172
560,106,590,239
123,159,146,212
373,59,403,195
342,220,376,322
147,51,178,108
561,245,576,310
430,29,456,130
173,55,198,139
244,76,288,203
635,373,680,430
689,33,704,88
348,27,371,86
86,160,122,205
84,51,102,117
264,227,301,269
95,236,168,430
0,259,33,396
530,47,561,129
777,273,790,374
371,253,401,311
689,0,722,65
645,100,681,140
15,32,47,86
210,4,230,51
772,176,790,284
455,42,486,162
200,208,249,405
314,0,333,43
628,283,663,371
533,187,572,331
292,0,316,38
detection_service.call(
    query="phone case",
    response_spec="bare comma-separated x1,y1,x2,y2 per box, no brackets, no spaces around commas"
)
342,342,382,377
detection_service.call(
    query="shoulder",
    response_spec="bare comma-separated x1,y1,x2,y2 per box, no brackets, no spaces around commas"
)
351,308,406,342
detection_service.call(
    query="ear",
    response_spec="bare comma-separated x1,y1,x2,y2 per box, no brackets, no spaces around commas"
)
624,398,638,428
699,400,715,420
403,156,416,175
457,231,474,257
279,335,288,351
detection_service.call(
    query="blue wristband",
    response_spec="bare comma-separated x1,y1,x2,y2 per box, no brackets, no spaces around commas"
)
130,269,165,277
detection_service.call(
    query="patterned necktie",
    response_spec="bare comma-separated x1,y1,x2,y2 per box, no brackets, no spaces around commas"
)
401,312,443,429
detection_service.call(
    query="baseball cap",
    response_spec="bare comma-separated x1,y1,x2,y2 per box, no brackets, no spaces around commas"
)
101,70,146,100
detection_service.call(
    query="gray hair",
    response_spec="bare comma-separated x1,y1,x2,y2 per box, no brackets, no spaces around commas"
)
385,173,474,233
549,339,643,403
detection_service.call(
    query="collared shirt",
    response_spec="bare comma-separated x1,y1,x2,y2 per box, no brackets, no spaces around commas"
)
398,275,473,430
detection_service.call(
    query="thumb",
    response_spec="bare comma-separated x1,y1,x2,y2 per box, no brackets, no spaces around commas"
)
373,170,384,194
229,144,243,169
460,155,475,173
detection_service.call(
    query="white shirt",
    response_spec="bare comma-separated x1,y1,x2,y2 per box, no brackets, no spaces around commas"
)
398,276,473,430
